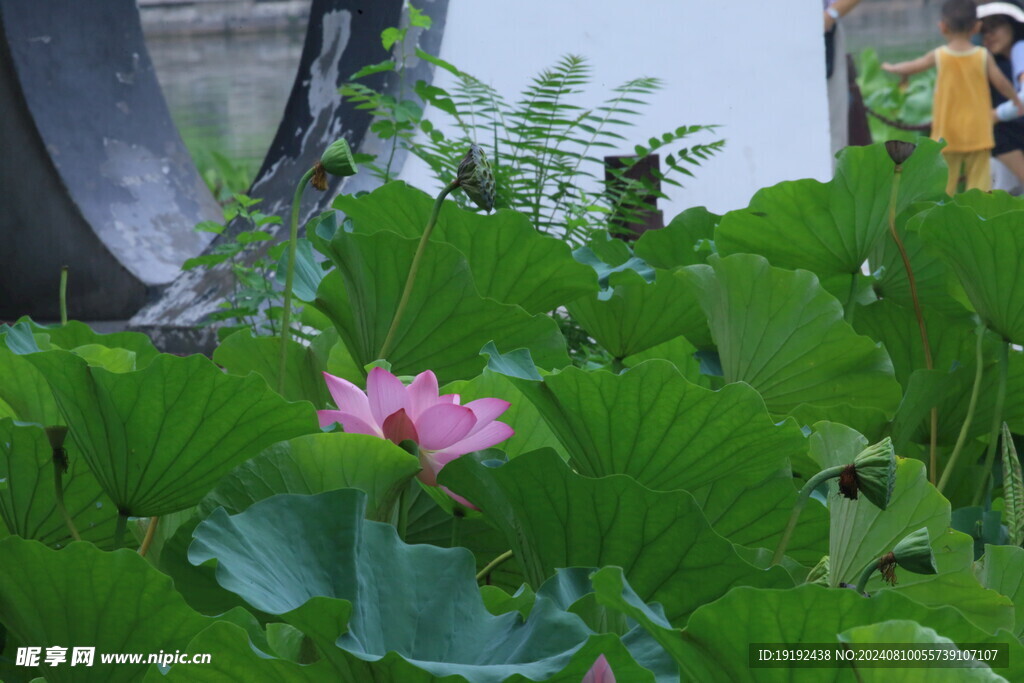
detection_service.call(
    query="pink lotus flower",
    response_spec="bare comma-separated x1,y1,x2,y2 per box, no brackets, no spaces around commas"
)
582,655,615,683
318,367,514,500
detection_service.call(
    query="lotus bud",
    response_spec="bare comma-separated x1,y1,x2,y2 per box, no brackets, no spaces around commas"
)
838,437,896,510
806,555,829,586
456,144,495,212
891,527,938,576
884,140,916,166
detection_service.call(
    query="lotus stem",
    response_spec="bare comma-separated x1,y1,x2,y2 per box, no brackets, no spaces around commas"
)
378,179,460,360
887,162,936,483
59,265,69,326
450,508,463,548
396,485,410,542
138,516,160,557
113,510,129,550
772,464,847,565
855,557,881,594
844,273,858,324
973,340,1009,506
51,448,80,543
277,167,316,396
938,324,985,494
477,549,514,583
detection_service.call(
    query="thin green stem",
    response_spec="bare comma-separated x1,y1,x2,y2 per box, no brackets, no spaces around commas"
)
854,558,880,594
397,485,410,542
378,180,460,360
138,516,159,557
973,340,1009,506
277,167,315,396
476,549,514,583
52,451,80,542
843,272,858,324
59,266,68,325
938,324,986,494
450,512,463,548
888,164,936,482
113,511,129,550
772,464,848,565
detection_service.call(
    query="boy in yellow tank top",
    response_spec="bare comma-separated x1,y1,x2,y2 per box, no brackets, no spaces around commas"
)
883,0,1024,195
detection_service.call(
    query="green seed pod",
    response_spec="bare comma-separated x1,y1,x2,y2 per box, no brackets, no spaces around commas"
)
891,527,938,576
456,144,495,212
320,138,358,178
44,425,69,450
842,437,897,510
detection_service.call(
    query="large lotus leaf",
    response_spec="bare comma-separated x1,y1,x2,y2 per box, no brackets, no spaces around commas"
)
919,204,1024,343
977,544,1024,639
0,420,117,548
439,449,792,625
189,489,656,682
313,230,568,382
623,335,710,388
838,620,1006,682
0,339,60,426
24,350,317,517
566,268,711,357
676,584,1024,682
854,529,1013,635
828,457,949,587
867,204,967,316
497,360,805,493
0,537,210,683
682,254,902,428
213,330,331,408
633,206,719,270
954,188,1024,218
442,371,566,460
715,140,946,281
19,319,160,368
332,182,598,313
199,433,420,522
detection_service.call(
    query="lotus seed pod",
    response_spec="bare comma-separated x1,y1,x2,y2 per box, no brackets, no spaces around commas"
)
842,437,897,510
320,138,358,177
891,527,938,576
884,140,916,166
456,144,495,212
44,425,69,450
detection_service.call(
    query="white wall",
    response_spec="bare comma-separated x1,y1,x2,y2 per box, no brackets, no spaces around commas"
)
398,0,831,218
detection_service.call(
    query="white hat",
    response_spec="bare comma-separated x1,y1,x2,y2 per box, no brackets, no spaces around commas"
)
978,2,1024,24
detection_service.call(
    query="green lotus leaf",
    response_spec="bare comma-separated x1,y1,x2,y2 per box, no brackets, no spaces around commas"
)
567,268,711,357
213,329,331,407
676,584,1024,682
17,318,160,369
953,188,1024,218
977,544,1024,639
188,488,656,682
716,139,946,284
919,204,1024,343
0,420,117,548
682,254,902,431
0,537,210,683
439,449,792,625
837,620,1006,682
0,338,61,426
442,371,566,460
313,230,568,382
332,181,598,313
633,206,719,270
199,433,420,523
24,350,317,517
623,335,710,388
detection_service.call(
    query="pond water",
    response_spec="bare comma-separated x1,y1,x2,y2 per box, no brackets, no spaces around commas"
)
142,2,943,188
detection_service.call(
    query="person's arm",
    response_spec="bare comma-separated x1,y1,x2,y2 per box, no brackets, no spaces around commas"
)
989,54,1024,120
995,41,1024,121
882,50,936,77
824,0,863,31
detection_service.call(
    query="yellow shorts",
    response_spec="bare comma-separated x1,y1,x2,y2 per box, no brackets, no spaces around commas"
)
942,149,991,195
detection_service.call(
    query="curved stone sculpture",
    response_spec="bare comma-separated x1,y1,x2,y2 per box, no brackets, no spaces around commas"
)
130,0,449,352
0,0,218,320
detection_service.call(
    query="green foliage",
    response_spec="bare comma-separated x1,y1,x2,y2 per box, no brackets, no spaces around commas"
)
857,47,935,143
342,14,723,244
